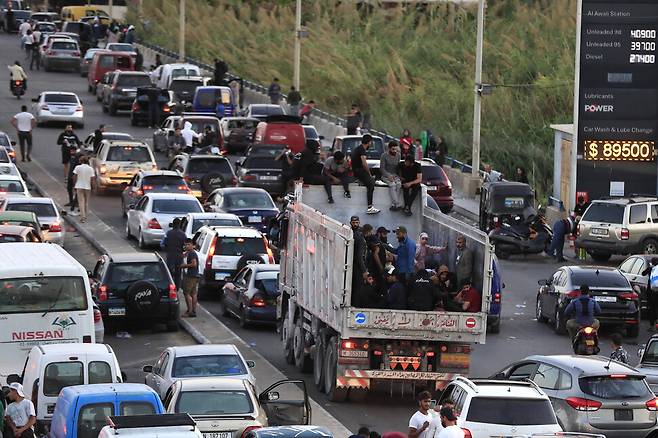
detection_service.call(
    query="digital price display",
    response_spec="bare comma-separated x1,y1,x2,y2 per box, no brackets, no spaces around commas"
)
584,140,654,161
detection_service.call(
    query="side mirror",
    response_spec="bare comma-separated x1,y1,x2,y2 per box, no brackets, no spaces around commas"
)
142,365,153,373
264,391,279,401
10,141,16,146
129,204,136,210
319,135,325,140
246,360,255,368
6,374,21,385
538,279,548,286
638,344,646,358
60,210,68,216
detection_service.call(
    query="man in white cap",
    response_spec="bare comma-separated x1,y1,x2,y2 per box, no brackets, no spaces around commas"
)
4,382,36,438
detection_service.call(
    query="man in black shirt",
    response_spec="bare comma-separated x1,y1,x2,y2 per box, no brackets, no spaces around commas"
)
92,124,105,153
275,145,295,193
350,134,379,215
346,104,363,136
163,218,187,290
397,155,422,216
57,125,80,180
180,238,200,317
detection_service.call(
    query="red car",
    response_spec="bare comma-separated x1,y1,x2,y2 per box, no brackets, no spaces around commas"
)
421,159,453,213
253,115,306,153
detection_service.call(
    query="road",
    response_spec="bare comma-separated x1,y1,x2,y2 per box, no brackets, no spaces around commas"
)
0,32,649,433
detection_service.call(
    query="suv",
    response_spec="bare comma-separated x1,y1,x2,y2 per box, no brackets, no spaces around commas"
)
121,170,190,216
130,87,173,126
576,197,658,262
438,377,560,438
492,355,658,438
92,141,157,193
193,226,273,291
152,114,223,153
333,135,385,177
89,252,179,332
167,154,236,199
103,72,152,116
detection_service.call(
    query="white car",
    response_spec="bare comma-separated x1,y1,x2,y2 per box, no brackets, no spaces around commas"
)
0,163,21,177
142,344,256,399
180,212,242,238
0,174,29,197
219,116,260,140
151,63,201,89
32,91,84,128
0,197,65,245
242,104,285,121
105,42,137,55
125,193,203,248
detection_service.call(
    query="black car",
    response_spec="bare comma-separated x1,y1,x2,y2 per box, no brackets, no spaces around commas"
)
103,72,152,115
131,87,172,126
236,154,284,195
168,154,237,199
536,265,640,337
245,426,332,438
89,252,179,331
61,21,95,53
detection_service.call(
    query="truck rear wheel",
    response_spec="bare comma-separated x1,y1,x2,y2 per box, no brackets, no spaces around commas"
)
313,333,325,391
282,318,295,364
293,317,312,372
324,336,347,402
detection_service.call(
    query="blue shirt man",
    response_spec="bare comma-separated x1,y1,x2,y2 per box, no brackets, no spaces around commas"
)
564,285,601,339
388,226,416,278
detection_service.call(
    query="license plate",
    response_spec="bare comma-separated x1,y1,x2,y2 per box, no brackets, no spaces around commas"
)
591,227,608,236
215,272,230,280
340,350,369,358
595,295,617,302
248,215,261,223
108,307,125,316
203,433,231,438
260,175,278,181
427,186,438,191
615,409,633,421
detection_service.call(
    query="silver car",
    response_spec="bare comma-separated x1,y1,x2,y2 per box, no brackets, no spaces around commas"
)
0,197,65,246
42,38,80,72
32,92,84,128
492,355,658,438
125,193,203,248
79,48,103,77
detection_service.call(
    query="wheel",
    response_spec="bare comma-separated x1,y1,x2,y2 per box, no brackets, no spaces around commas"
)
312,333,325,391
125,220,132,239
495,246,510,260
589,252,612,262
238,306,250,328
121,199,127,218
643,238,658,255
293,317,312,372
217,294,229,316
554,307,567,335
165,319,179,332
138,229,148,249
324,337,347,402
348,388,369,402
109,102,117,116
536,296,548,323
282,317,295,364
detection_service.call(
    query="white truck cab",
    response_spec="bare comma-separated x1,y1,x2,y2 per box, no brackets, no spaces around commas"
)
98,413,203,438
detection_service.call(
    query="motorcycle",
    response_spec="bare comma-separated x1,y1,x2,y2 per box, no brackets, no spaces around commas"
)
488,208,553,259
573,326,600,355
11,80,25,99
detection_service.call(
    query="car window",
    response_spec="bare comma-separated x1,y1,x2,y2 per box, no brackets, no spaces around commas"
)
631,258,647,275
51,41,77,50
224,193,275,209
116,74,151,87
151,199,202,214
579,376,652,399
557,371,572,390
651,204,658,223
142,175,186,189
619,258,636,273
582,202,624,224
465,397,556,426
153,351,166,375
629,204,648,224
243,156,281,170
176,390,253,415
551,271,562,286
216,237,266,256
508,362,537,381
44,94,78,104
160,352,170,376
43,361,84,396
570,270,629,288
136,197,148,211
255,275,279,297
187,158,231,175
77,403,113,438
107,262,169,287
192,218,241,233
0,179,26,193
201,234,213,253
642,341,658,363
0,234,25,243
532,363,561,390
120,402,156,416
88,361,113,384
106,146,151,162
242,269,252,286
421,165,448,183
172,354,246,378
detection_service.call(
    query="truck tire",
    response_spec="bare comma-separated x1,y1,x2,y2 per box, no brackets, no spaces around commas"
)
313,333,325,391
282,317,295,364
324,337,347,402
293,317,312,372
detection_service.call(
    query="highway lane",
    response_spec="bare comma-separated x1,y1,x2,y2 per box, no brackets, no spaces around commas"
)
0,32,648,433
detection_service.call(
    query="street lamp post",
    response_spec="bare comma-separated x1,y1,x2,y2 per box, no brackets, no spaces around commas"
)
471,0,485,178
293,0,301,91
179,0,186,62
109,0,113,19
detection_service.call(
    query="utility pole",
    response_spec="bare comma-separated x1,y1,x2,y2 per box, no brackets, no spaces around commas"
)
471,0,485,177
293,0,302,91
109,0,113,19
179,0,186,61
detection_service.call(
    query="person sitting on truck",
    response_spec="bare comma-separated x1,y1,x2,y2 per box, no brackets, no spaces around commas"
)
5,382,36,438
397,155,423,216
380,140,403,211
386,226,416,283
415,232,446,272
385,266,407,310
323,150,351,204
454,278,482,313
430,268,460,311
408,269,439,311
354,272,385,308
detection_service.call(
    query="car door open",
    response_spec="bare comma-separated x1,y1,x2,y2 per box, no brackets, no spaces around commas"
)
259,379,310,426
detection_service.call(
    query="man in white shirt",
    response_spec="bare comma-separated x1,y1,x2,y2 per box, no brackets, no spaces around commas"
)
408,391,433,438
428,399,455,438
10,105,35,162
72,156,96,223
437,406,463,438
30,29,41,71
18,20,30,39
5,382,36,438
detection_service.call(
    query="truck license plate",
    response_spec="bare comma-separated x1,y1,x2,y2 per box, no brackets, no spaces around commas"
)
340,350,368,358
109,307,126,316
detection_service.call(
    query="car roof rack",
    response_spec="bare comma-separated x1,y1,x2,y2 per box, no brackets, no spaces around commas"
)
107,413,196,431
469,378,544,395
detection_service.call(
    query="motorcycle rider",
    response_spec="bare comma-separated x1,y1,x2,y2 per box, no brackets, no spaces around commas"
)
564,284,601,340
7,61,27,92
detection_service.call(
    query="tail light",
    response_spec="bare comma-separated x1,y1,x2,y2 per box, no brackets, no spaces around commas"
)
168,283,177,299
14,80,21,85
646,398,658,411
462,429,472,438
340,339,368,350
42,105,49,111
620,291,639,300
163,105,170,113
147,218,161,229
7,150,16,159
241,174,257,181
567,289,581,298
493,292,501,303
566,397,602,411
231,176,238,186
240,426,262,438
135,189,143,196
98,284,108,301
425,351,435,357
131,102,140,112
373,350,383,356
49,222,62,233
206,238,216,271
177,185,189,192
263,237,274,263
583,326,594,334
72,51,80,56
621,228,630,240
93,308,102,323
142,185,154,191
249,293,266,307
75,105,83,112
99,165,108,174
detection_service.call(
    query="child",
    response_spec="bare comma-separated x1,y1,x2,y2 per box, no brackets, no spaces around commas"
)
610,333,629,364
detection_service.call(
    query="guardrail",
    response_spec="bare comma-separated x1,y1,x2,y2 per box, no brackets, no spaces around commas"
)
548,196,565,211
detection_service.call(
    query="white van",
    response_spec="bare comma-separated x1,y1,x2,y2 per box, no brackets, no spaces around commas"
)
0,243,96,381
151,63,202,89
8,343,123,433
98,413,203,438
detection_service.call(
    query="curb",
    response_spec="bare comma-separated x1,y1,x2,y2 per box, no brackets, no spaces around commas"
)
178,317,211,345
453,202,478,223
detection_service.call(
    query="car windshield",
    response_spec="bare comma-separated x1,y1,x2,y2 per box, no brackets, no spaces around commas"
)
176,390,253,416
243,157,281,170
582,202,625,224
6,202,56,217
37,23,56,32
0,234,24,243
341,137,384,159
103,134,133,141
187,158,230,175
579,376,651,399
422,165,448,183
142,176,186,189
171,67,198,79
643,341,658,363
0,135,10,147
465,397,557,425
151,199,202,214
191,218,241,233
247,146,284,157
171,80,201,96
107,262,169,286
196,89,231,108
228,119,259,130
44,362,84,396
84,50,100,60
116,75,151,87
44,94,78,104
224,193,275,209
106,146,151,162
0,148,10,163
0,180,25,193
216,237,265,256
184,120,220,134
252,105,284,116
109,44,134,52
570,270,629,288
0,276,87,314
303,126,319,140
51,41,77,51
171,354,247,378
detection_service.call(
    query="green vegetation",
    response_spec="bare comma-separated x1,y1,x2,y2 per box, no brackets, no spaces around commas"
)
130,0,577,196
